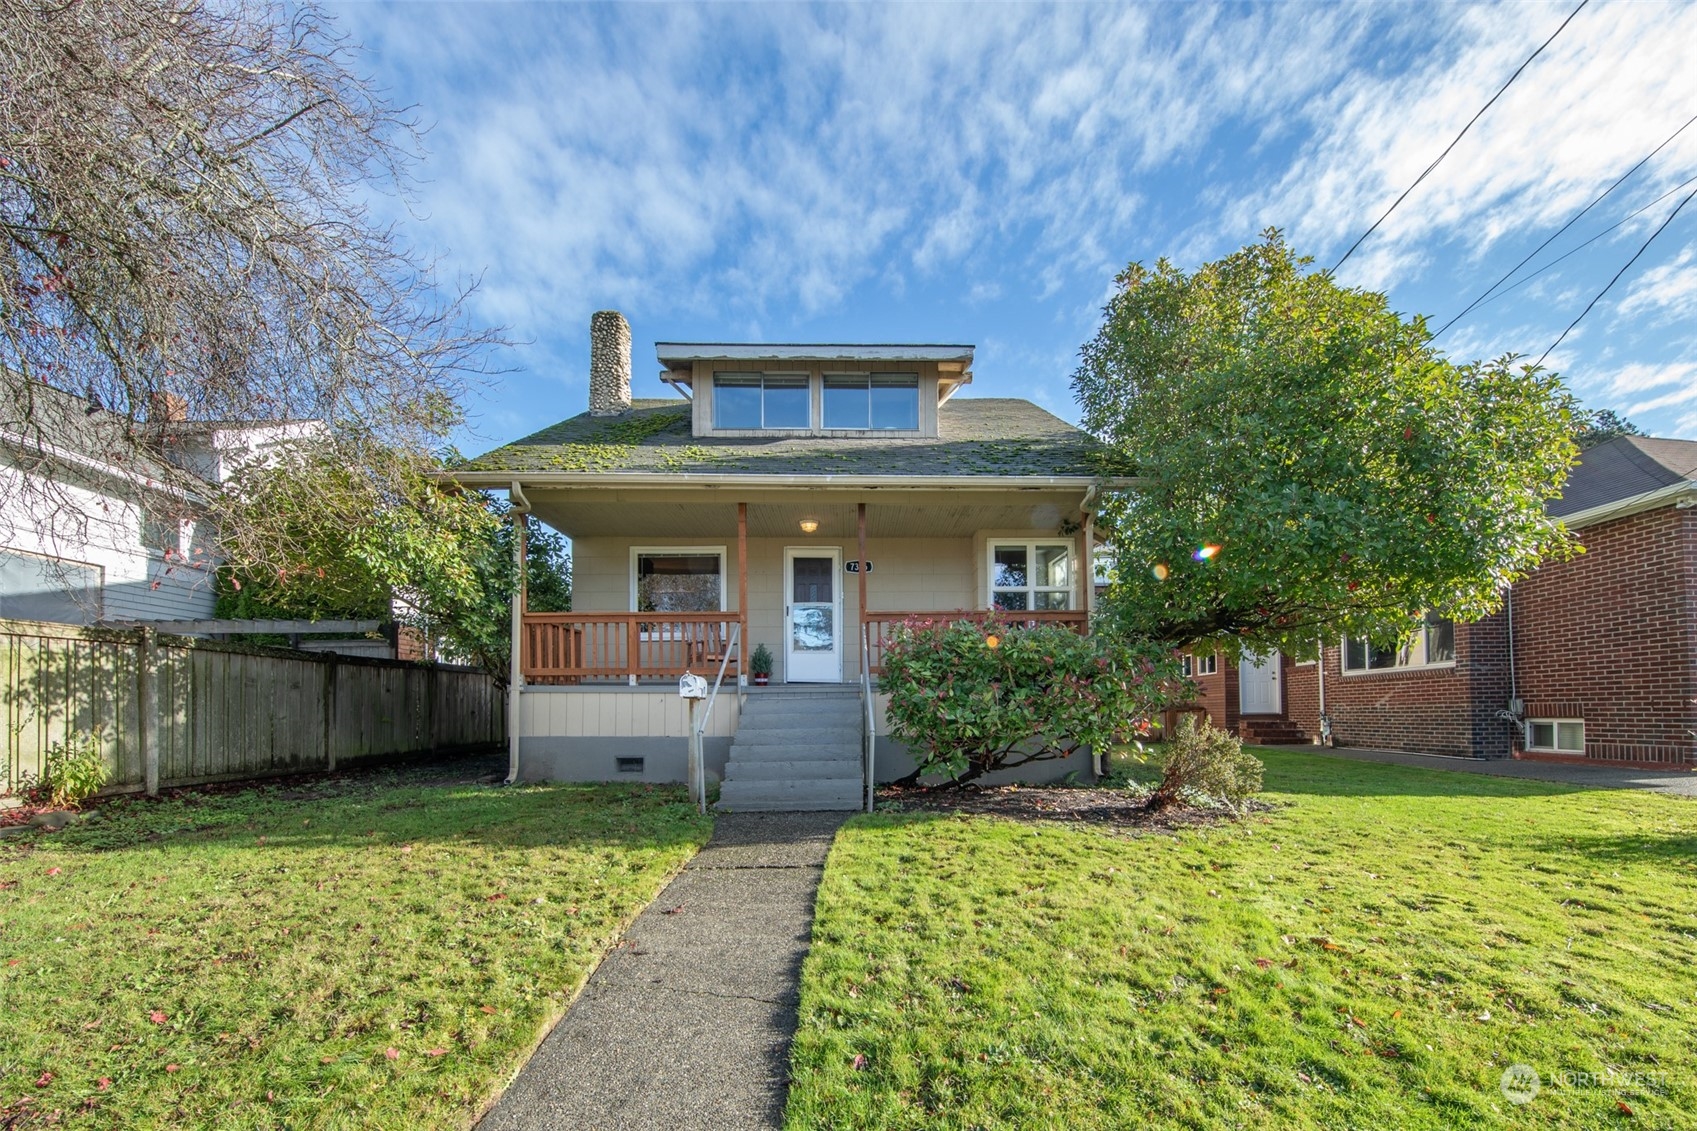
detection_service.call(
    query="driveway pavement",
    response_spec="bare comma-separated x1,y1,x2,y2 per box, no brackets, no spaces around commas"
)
477,811,849,1131
1312,746,1697,798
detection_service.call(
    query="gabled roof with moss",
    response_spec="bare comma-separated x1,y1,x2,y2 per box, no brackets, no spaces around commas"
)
457,397,1106,479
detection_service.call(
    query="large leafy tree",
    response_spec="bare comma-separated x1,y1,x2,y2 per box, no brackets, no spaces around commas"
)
1074,231,1576,658
0,0,499,559
215,450,569,677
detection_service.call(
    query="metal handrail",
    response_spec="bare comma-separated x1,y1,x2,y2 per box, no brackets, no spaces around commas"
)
690,623,742,814
861,623,875,813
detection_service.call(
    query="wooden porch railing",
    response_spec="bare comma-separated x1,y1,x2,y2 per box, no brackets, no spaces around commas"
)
861,609,1088,675
523,613,744,684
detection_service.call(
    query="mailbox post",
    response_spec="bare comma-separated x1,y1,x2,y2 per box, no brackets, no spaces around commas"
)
679,671,709,809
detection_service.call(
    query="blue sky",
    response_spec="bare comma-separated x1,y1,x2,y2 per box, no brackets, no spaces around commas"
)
331,1,1697,448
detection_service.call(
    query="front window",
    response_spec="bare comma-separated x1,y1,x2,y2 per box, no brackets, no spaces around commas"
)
990,542,1072,611
634,550,723,612
823,373,919,430
1342,612,1456,673
712,374,809,430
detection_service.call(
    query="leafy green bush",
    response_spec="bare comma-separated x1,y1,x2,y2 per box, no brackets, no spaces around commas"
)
880,617,1179,786
42,730,109,808
1144,716,1263,812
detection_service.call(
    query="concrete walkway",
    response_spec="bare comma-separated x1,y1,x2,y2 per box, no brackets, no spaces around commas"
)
477,811,849,1131
1312,746,1697,798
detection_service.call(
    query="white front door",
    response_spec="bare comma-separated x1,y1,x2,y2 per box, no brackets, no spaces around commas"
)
785,548,842,682
1239,650,1282,715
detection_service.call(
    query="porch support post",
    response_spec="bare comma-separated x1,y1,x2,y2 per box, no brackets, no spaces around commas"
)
506,482,531,785
737,502,749,678
1080,514,1093,625
857,501,868,642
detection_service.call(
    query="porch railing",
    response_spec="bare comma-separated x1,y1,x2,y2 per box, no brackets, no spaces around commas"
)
861,609,1088,675
523,612,745,684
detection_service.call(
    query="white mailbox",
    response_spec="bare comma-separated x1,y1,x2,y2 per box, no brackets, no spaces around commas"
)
678,672,708,700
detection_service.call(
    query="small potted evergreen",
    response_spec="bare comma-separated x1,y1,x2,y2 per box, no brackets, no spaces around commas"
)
750,643,773,686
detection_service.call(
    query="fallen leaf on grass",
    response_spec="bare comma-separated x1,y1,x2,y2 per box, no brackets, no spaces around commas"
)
1253,958,1272,970
81,1020,100,1030
478,1005,496,1015
164,1065,179,1074
34,1071,53,1088
320,1056,335,1065
46,867,61,877
384,1048,399,1061
1618,1101,1635,1116
149,1011,167,1025
486,893,506,902
1296,1071,1312,1084
97,1078,110,1091
851,1054,868,1071
425,1048,447,1058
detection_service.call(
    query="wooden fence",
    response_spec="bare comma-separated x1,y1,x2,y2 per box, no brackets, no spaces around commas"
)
2,617,505,795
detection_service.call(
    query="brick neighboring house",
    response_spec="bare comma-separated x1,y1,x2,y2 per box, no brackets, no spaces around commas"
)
1181,435,1697,768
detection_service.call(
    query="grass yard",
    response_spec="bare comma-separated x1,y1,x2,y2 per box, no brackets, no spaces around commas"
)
787,749,1697,1129
0,765,711,1128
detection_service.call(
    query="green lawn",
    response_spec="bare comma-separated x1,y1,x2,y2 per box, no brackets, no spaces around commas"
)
0,768,710,1129
786,749,1697,1129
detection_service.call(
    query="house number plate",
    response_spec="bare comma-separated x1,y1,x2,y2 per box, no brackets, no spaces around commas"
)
844,561,873,573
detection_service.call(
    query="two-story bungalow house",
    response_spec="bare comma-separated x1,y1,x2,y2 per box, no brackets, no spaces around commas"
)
451,312,1130,808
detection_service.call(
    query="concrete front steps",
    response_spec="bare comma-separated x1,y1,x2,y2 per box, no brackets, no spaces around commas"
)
717,686,866,812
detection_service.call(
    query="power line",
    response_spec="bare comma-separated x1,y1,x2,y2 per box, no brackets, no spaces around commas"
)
1536,182,1697,366
1330,0,1591,276
1472,172,1697,311
1435,111,1697,337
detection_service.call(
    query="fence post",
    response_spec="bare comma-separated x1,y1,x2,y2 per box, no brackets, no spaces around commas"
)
139,626,159,796
323,654,339,772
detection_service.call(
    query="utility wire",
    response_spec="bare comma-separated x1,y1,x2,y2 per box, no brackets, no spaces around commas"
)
1536,182,1697,366
1473,172,1697,310
1435,111,1697,337
1330,0,1591,276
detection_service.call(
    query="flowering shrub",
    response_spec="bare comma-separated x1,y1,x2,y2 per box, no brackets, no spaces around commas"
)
880,617,1180,786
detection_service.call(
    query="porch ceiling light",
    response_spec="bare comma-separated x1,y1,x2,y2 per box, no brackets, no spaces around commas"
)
799,518,819,534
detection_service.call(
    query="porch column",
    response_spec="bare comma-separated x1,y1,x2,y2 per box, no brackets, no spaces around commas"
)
1080,514,1093,624
506,483,530,784
857,502,868,668
738,502,748,671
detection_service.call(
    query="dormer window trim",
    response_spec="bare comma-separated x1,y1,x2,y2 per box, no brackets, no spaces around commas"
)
708,369,924,436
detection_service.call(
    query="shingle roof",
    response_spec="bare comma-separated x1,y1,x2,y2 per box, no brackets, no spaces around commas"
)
1551,435,1697,517
459,397,1105,478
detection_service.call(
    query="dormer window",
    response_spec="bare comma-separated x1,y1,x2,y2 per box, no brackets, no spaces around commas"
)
713,373,809,430
823,374,919,430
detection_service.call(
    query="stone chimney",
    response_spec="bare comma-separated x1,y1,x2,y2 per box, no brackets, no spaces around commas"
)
588,310,632,416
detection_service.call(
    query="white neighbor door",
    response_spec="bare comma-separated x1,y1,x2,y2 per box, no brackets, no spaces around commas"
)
784,548,842,682
1239,650,1282,715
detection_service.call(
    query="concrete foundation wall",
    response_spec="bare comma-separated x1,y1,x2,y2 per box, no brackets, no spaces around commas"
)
518,735,732,785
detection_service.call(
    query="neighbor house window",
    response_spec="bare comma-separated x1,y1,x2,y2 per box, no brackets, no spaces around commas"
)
712,374,809,430
1525,718,1584,754
632,549,724,612
990,542,1072,611
823,373,919,430
1342,612,1456,673
1193,652,1218,676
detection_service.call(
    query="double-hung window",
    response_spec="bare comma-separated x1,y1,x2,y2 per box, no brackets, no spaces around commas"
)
990,542,1073,611
1342,612,1456,673
712,374,809,430
823,373,919,430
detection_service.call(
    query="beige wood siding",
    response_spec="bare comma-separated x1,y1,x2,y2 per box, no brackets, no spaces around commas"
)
519,687,741,739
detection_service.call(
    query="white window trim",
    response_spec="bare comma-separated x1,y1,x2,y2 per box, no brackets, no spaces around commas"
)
1525,717,1585,754
987,541,1075,611
1340,618,1457,676
629,545,728,614
1194,652,1218,676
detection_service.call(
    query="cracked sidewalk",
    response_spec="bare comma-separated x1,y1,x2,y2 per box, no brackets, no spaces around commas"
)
475,811,850,1131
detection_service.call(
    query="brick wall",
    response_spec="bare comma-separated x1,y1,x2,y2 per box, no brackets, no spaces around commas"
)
1284,657,1319,740
1510,505,1696,766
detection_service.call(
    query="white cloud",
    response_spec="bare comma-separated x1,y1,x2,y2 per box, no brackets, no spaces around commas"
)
1617,249,1697,321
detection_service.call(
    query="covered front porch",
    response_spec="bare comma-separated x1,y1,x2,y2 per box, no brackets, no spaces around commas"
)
510,485,1095,687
